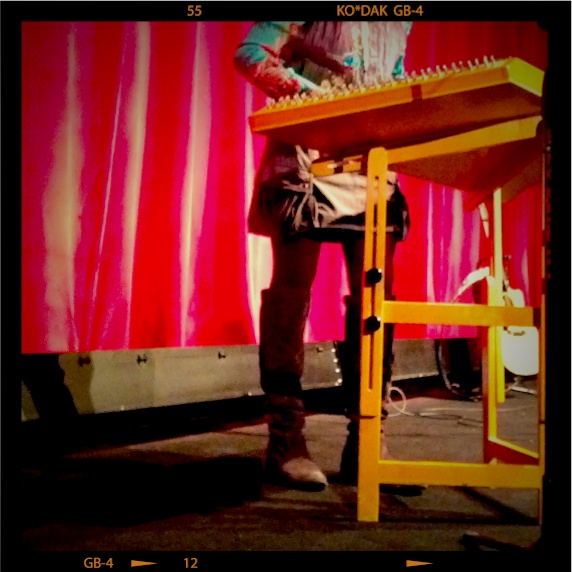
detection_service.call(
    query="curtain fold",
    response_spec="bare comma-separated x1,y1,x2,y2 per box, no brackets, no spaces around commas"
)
21,21,547,354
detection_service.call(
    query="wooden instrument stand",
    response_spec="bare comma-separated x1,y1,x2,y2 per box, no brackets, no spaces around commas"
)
251,57,546,522
312,119,546,522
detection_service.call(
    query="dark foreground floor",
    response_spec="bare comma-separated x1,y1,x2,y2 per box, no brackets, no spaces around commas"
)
20,379,557,570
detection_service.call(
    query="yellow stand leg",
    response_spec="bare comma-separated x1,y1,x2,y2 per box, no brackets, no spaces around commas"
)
358,147,389,522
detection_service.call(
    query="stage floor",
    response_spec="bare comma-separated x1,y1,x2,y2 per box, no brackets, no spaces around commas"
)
21,381,542,555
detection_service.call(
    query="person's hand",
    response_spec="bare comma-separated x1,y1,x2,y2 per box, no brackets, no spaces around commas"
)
280,33,352,81
329,70,355,89
256,56,301,98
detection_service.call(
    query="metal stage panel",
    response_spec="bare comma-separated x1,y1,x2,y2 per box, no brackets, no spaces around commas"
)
22,339,442,420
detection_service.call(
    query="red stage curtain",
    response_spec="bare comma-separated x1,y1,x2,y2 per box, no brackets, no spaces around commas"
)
21,21,547,353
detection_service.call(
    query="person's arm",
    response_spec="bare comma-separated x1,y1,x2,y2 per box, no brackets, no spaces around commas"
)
234,21,322,99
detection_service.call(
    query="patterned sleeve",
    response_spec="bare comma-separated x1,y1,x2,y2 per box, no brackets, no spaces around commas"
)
234,21,319,99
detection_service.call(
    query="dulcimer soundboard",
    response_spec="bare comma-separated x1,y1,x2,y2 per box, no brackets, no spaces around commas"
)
249,57,543,153
249,57,545,202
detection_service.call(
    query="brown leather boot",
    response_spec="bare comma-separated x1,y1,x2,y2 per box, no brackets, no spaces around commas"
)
259,288,328,491
337,295,424,495
264,390,327,490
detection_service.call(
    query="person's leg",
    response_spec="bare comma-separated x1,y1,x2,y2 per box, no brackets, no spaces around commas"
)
259,234,327,490
338,233,366,422
338,232,416,476
338,234,424,495
340,233,397,410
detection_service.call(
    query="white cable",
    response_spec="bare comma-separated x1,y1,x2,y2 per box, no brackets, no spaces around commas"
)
387,384,408,415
